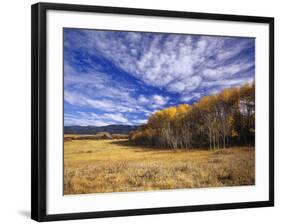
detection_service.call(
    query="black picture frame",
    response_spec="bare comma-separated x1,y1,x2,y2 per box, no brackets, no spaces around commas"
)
31,2,274,222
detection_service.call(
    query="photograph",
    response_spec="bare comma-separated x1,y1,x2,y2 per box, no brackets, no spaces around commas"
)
63,28,255,195
31,2,274,221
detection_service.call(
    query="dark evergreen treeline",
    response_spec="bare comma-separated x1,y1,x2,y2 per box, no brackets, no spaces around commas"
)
129,82,255,150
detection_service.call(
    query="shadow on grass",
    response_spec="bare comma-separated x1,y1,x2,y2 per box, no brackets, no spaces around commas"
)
108,139,209,153
108,139,173,153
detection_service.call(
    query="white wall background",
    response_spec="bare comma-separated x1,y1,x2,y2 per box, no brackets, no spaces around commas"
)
0,0,279,223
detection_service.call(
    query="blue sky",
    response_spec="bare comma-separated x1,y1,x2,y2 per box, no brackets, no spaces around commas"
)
64,28,255,126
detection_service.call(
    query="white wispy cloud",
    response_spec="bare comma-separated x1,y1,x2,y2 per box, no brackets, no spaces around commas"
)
151,95,169,106
132,119,148,125
138,95,149,104
103,113,128,123
65,90,138,113
68,30,254,101
65,111,130,126
202,61,255,80
201,76,254,89
64,113,110,126
64,69,170,123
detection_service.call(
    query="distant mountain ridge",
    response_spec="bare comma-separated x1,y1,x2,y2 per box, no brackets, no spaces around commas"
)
64,125,138,135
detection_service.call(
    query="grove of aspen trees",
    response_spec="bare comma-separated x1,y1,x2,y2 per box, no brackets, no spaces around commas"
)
130,82,255,150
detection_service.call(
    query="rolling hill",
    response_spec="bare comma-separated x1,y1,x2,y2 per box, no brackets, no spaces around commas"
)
64,125,138,135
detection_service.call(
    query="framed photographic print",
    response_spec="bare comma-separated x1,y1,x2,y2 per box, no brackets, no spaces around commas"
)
31,2,274,222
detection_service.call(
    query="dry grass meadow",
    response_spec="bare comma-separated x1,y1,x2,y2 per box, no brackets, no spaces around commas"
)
64,137,255,195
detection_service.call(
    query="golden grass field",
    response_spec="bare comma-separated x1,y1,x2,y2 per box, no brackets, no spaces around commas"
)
64,138,255,195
